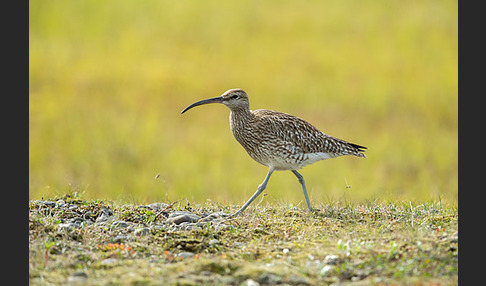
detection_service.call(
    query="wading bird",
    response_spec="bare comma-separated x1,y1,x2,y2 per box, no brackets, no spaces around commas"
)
181,89,366,216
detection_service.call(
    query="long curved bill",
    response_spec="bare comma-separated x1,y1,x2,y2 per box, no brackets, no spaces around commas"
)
181,96,224,114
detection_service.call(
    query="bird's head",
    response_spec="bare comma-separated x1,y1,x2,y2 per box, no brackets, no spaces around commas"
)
181,89,249,114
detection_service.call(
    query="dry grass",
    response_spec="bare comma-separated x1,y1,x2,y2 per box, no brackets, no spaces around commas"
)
29,194,457,285
29,0,457,204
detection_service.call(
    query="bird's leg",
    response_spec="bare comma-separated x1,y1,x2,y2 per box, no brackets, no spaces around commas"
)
230,167,275,217
292,170,318,212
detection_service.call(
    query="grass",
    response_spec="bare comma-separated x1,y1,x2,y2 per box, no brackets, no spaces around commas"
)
29,194,457,285
29,0,458,204
29,3,458,282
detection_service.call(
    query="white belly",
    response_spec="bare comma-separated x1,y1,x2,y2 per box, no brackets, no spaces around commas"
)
260,152,337,171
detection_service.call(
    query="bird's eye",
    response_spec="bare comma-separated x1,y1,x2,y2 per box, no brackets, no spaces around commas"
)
230,95,239,99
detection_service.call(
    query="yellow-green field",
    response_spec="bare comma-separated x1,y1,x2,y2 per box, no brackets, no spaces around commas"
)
29,1,458,206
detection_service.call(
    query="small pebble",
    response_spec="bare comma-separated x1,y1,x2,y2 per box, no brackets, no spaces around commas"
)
258,273,281,285
151,224,168,231
33,200,56,207
245,279,260,286
215,223,234,232
100,258,118,266
134,228,150,236
167,214,200,225
113,235,131,243
305,260,323,272
68,204,79,210
101,207,114,216
287,255,293,264
58,222,81,232
67,271,88,284
199,212,230,222
324,254,339,265
177,252,194,259
148,202,168,210
234,242,245,248
70,217,85,224
95,208,114,224
95,214,112,224
169,222,202,231
320,265,335,277
208,239,219,245
287,275,310,285
168,211,194,217
111,220,128,229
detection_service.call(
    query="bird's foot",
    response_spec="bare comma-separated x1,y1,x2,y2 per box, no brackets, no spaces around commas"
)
309,207,320,212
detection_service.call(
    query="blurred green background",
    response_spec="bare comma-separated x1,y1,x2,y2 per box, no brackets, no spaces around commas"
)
29,0,457,205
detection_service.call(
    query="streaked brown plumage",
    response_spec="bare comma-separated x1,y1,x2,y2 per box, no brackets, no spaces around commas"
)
181,88,367,216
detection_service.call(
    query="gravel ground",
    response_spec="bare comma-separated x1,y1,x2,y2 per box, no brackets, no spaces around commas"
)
29,195,458,285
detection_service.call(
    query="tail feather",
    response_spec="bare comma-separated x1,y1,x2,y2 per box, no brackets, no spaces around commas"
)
347,142,367,158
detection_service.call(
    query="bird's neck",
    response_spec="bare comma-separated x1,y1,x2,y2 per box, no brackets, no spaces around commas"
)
229,107,253,135
230,106,252,120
